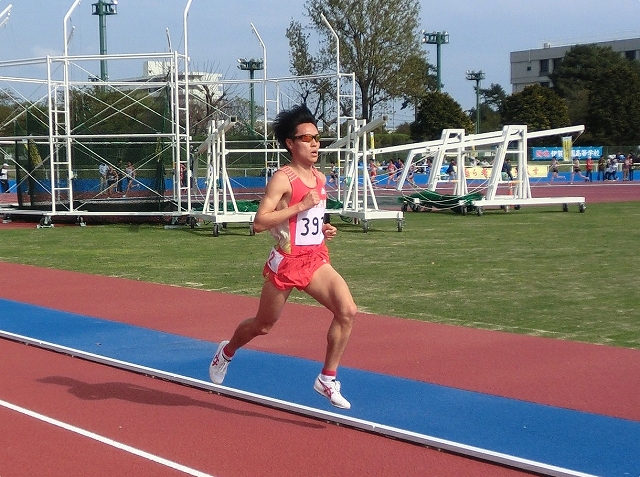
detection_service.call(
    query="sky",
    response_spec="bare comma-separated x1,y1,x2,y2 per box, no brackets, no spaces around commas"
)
1,0,640,128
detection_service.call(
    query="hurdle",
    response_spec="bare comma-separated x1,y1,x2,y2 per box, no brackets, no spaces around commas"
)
324,115,404,232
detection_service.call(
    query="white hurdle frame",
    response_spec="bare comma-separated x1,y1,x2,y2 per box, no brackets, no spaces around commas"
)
324,115,404,232
374,125,587,215
192,117,256,236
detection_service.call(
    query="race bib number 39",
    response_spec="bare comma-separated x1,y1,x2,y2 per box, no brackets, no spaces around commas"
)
294,204,324,246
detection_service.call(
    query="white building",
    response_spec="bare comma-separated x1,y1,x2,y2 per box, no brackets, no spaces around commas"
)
510,38,640,93
139,60,223,103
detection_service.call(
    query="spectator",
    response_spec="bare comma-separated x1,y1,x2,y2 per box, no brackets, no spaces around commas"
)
328,161,338,186
116,160,124,193
446,158,456,181
502,158,513,181
585,156,594,182
597,156,606,181
605,158,617,181
622,153,631,181
106,166,118,196
0,162,9,193
98,162,108,191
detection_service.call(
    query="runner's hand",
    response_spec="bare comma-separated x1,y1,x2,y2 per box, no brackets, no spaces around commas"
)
323,223,337,240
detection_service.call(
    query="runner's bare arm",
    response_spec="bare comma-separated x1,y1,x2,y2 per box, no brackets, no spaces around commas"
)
253,170,319,233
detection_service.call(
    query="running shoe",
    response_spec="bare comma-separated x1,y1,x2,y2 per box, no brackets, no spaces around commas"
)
314,375,351,409
209,340,230,384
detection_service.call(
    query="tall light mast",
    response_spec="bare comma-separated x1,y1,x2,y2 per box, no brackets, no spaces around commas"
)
91,0,118,81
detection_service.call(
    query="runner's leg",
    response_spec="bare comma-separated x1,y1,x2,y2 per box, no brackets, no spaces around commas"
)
304,264,357,372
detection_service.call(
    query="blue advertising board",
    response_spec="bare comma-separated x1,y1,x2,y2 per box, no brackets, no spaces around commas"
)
532,146,603,161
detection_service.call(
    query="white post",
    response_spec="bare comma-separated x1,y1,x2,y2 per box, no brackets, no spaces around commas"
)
63,0,81,57
251,23,270,184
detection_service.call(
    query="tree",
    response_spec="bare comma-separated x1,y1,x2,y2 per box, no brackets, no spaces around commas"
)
500,84,570,132
550,44,640,144
480,83,507,112
410,92,473,141
298,0,427,121
285,19,335,128
587,66,640,145
472,83,507,133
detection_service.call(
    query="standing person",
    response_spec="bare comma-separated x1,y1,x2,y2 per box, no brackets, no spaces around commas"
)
116,160,124,193
208,104,357,409
629,152,635,181
98,162,108,191
328,161,338,187
585,156,594,182
622,153,631,181
0,162,9,193
446,158,456,181
105,166,118,196
597,156,606,182
502,158,513,181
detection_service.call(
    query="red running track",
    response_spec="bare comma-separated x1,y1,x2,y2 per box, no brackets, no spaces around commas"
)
1,182,639,476
1,262,640,476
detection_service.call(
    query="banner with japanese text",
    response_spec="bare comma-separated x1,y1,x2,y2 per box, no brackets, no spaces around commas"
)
531,146,603,161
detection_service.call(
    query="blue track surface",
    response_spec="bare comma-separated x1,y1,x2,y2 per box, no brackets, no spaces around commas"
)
1,298,638,477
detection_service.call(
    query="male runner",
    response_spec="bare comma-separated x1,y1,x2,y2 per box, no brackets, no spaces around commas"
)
208,104,357,409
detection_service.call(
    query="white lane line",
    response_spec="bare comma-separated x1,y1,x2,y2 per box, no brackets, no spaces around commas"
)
0,398,215,477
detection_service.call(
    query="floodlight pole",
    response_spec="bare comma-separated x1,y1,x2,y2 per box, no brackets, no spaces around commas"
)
421,30,449,92
91,0,118,81
250,23,268,139
466,70,485,134
238,58,264,134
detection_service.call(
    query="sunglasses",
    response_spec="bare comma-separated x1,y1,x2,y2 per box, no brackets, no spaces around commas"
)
293,133,321,143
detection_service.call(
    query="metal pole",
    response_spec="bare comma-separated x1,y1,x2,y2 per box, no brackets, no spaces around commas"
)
436,41,442,92
92,0,117,82
475,81,481,134
466,70,485,134
422,31,449,92
249,69,256,133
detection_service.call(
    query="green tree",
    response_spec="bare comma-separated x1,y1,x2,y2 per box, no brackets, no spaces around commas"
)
297,0,427,121
550,44,640,145
501,84,570,132
475,83,507,133
410,91,473,140
587,67,640,145
285,19,335,127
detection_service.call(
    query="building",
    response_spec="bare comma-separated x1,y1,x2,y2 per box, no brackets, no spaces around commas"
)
142,60,223,103
510,37,640,93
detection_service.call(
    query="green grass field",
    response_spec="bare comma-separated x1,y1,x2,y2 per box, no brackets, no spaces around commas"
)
1,201,639,349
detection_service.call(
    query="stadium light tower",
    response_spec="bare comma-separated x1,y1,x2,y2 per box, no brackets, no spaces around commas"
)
92,0,118,81
421,30,449,92
238,58,264,134
466,70,485,134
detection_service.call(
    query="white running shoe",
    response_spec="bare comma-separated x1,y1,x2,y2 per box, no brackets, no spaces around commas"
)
314,375,351,409
209,340,230,384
